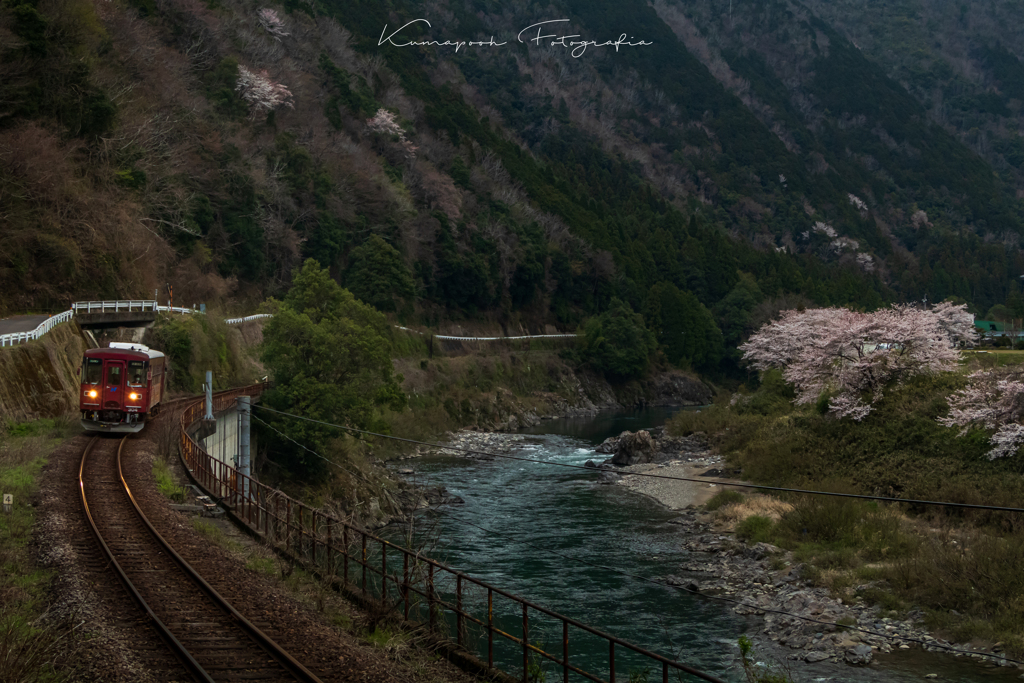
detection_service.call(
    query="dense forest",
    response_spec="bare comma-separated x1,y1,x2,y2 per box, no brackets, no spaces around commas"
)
2,0,1024,375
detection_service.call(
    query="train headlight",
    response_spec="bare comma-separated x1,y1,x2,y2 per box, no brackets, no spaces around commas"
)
88,390,97,398
129,392,139,401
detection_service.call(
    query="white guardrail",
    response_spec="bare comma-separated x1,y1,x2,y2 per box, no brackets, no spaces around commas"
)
394,326,579,340
72,300,197,315
0,309,75,348
1,302,578,348
223,313,274,325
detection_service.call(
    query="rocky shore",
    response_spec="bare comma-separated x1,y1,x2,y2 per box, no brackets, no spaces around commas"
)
400,416,1020,676
592,428,1021,673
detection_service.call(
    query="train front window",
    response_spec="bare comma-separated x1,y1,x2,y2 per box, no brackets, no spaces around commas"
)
127,361,146,387
107,364,122,387
84,359,102,384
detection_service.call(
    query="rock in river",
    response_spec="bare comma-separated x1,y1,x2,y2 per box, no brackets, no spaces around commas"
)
609,430,657,466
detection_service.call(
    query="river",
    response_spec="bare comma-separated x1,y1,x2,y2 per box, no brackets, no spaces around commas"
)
403,407,1019,683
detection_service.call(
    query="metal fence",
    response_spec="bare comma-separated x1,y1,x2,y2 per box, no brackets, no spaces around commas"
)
0,309,74,347
178,389,727,683
72,300,196,315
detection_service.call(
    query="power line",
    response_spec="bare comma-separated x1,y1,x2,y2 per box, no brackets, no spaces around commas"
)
250,404,1024,514
247,404,1022,666
427,508,1023,667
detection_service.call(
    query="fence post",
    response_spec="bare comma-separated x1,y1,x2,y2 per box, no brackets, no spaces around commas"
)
488,588,494,668
381,540,387,604
563,620,569,683
403,552,410,621
428,564,435,631
456,575,464,646
522,603,529,683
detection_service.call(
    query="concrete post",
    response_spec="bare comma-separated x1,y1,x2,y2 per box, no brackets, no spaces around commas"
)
204,371,214,420
238,396,251,502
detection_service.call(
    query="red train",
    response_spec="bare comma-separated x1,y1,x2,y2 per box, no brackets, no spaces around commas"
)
79,343,167,433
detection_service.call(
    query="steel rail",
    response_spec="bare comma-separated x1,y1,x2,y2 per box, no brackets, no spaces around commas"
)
178,391,730,683
81,434,325,683
79,436,213,683
114,438,325,683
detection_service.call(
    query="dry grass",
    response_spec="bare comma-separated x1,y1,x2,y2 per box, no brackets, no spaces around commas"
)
714,494,794,530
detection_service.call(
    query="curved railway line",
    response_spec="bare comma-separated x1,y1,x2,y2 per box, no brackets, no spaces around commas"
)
78,434,324,683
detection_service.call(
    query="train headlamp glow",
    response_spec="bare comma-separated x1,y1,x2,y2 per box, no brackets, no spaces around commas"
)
88,390,98,398
129,392,139,401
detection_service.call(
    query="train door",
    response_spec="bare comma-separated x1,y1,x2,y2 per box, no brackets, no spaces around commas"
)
82,357,103,408
104,361,125,408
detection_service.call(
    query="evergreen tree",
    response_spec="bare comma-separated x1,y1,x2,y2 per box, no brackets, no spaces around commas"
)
345,235,415,313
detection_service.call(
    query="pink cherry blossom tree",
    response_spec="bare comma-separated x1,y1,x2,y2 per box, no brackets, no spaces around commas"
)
940,368,1024,459
366,108,417,159
236,65,294,118
741,303,976,420
257,8,289,40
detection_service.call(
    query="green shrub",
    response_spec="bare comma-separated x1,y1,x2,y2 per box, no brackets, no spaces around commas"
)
705,489,744,511
736,515,775,543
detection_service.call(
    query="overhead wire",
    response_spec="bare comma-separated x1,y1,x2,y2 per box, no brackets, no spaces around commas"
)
250,403,1024,514
249,403,1023,665
427,507,1023,666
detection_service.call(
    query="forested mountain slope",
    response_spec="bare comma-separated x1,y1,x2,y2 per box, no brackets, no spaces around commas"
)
3,0,1023,372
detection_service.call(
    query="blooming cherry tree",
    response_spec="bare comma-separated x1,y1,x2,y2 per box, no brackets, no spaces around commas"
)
940,368,1024,459
236,65,294,118
366,108,417,159
741,303,976,420
257,8,289,40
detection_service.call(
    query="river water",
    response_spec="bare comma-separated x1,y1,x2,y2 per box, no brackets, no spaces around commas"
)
404,408,1019,683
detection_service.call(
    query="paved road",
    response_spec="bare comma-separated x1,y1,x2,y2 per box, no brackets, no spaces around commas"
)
0,315,50,336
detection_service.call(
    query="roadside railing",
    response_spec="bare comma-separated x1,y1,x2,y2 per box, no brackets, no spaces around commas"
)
224,313,274,325
0,309,74,347
178,389,727,683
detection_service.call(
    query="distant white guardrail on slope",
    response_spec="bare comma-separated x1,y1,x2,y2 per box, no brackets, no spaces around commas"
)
2,302,578,348
394,326,579,341
0,309,75,347
224,313,274,325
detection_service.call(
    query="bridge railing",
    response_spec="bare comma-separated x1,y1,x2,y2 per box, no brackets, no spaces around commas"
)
72,300,197,315
178,389,726,683
72,300,158,313
0,309,74,348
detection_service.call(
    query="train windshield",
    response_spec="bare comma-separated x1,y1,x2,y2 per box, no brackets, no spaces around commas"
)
84,358,102,384
127,361,146,387
107,364,122,387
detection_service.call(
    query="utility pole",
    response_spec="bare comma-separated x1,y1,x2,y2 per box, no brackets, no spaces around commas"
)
238,396,251,503
204,371,214,420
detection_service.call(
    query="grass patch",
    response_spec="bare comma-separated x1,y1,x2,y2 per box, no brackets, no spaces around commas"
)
153,459,188,503
675,365,1024,656
0,420,77,681
245,557,277,576
736,515,775,543
704,489,744,511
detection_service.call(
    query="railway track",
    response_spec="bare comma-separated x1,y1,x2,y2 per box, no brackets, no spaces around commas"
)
78,434,325,683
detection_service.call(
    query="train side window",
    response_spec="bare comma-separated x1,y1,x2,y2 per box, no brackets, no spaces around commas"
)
107,364,122,386
84,359,103,384
127,361,145,387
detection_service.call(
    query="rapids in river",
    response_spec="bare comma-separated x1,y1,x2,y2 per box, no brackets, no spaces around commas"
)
403,407,1019,683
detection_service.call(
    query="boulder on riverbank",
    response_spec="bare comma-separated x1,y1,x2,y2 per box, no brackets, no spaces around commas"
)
609,430,657,465
598,427,710,464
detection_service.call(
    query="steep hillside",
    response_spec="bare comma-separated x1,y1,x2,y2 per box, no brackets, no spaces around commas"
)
3,0,1023,364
